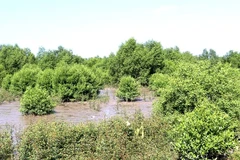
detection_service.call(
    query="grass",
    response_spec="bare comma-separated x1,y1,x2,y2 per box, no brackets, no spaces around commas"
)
0,126,13,160
0,88,16,104
89,95,110,111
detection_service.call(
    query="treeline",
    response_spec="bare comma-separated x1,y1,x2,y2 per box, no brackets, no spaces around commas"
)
1,38,240,87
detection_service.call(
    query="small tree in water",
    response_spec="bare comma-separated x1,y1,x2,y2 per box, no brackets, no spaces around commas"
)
116,76,140,101
20,87,55,115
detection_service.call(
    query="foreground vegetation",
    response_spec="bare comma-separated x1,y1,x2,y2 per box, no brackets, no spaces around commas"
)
0,114,177,160
1,113,239,159
1,38,240,159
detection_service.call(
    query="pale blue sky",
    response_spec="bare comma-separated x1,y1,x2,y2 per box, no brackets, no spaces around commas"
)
0,0,240,57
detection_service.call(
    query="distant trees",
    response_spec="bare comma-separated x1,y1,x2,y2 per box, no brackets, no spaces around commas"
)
223,50,240,68
37,46,84,70
0,45,35,85
109,38,170,85
198,48,220,64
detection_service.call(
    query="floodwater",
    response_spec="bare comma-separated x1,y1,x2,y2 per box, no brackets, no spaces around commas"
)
0,88,154,129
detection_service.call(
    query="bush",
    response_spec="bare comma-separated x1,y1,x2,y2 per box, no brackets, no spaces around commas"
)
171,104,237,159
18,115,176,160
1,74,12,90
18,121,98,159
52,64,102,102
116,76,140,101
0,128,13,159
149,73,172,96
36,68,54,94
0,64,6,86
154,77,205,115
20,87,55,115
9,65,41,95
154,62,240,119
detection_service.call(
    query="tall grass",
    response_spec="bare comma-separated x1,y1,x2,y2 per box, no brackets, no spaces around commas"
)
0,88,16,104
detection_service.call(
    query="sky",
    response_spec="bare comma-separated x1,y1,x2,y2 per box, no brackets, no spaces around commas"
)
0,0,240,58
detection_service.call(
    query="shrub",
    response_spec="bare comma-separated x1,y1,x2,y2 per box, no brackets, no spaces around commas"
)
154,62,240,119
1,74,12,90
92,67,111,87
171,104,237,159
9,65,41,95
20,87,55,115
52,64,102,102
0,128,13,159
0,64,6,86
154,77,205,115
18,115,176,160
116,76,140,101
18,121,98,159
36,68,54,94
149,73,172,96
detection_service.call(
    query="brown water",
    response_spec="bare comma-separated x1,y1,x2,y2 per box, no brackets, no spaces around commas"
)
0,88,154,129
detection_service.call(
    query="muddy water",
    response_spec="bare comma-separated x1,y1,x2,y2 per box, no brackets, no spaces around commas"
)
0,88,154,129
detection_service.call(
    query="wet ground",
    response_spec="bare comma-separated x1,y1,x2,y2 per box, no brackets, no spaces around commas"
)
0,88,154,129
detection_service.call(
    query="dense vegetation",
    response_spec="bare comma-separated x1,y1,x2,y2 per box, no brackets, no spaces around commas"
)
116,76,140,101
17,114,176,159
20,87,55,115
1,38,240,159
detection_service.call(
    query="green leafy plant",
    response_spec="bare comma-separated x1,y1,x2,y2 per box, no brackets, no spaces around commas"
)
1,74,12,90
154,62,240,119
36,68,54,94
20,87,55,115
18,114,176,160
116,76,140,101
149,73,172,96
52,64,102,102
9,65,41,95
0,128,13,159
171,104,237,159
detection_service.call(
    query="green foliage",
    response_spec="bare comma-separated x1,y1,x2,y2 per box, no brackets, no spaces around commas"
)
149,73,171,96
0,64,7,86
1,74,12,90
52,64,102,102
0,45,35,74
230,144,240,160
109,38,166,85
36,68,54,94
116,76,140,101
199,48,220,64
223,50,240,68
0,128,13,159
9,65,41,95
20,87,55,115
37,46,83,70
91,67,111,87
154,61,240,119
171,104,237,159
154,76,205,115
18,114,176,160
0,89,16,104
18,121,98,159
